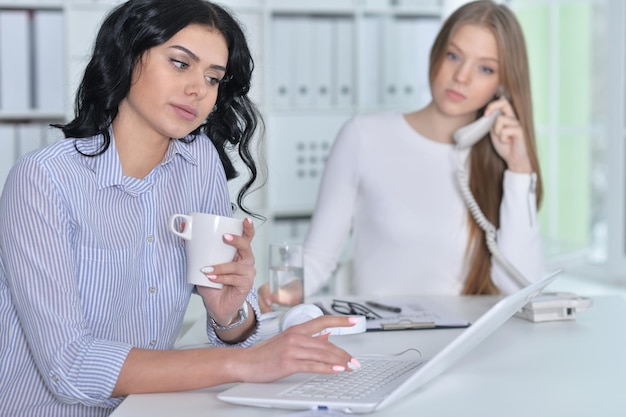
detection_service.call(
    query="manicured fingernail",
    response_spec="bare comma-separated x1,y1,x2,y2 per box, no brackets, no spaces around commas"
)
224,234,234,241
348,358,361,370
207,275,218,280
332,365,345,372
246,217,253,225
200,266,214,274
348,317,359,324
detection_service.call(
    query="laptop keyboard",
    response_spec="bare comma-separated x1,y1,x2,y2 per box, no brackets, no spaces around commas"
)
281,358,424,401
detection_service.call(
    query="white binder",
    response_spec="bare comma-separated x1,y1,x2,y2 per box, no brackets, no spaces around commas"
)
397,18,420,108
33,10,65,112
271,16,295,109
293,16,314,108
310,17,334,108
0,10,32,111
333,17,354,108
382,17,400,108
358,15,383,108
235,11,264,103
415,18,441,107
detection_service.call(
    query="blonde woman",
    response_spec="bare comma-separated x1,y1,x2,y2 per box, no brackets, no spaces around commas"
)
260,0,543,309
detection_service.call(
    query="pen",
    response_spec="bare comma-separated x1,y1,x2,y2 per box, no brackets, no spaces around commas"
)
365,301,402,313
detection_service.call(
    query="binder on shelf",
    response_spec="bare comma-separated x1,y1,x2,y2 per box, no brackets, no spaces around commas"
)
271,16,296,109
0,10,32,112
310,16,334,108
382,17,400,108
235,11,264,103
415,18,441,107
33,10,65,112
396,17,420,108
0,125,16,190
333,17,354,108
358,15,383,108
293,16,314,108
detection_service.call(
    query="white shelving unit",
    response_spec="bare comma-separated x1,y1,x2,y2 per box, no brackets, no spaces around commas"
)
0,0,67,186
0,0,444,285
260,0,443,277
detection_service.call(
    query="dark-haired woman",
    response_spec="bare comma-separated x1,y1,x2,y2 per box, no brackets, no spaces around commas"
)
0,1,357,415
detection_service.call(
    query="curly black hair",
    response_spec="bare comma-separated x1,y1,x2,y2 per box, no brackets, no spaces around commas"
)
53,0,265,217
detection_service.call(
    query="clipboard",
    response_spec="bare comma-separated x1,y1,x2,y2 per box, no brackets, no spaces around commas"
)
316,297,470,331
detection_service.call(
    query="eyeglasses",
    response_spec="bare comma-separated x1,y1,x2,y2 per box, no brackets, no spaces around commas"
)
331,299,382,320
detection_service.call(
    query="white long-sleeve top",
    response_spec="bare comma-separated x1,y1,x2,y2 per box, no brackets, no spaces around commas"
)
304,112,544,297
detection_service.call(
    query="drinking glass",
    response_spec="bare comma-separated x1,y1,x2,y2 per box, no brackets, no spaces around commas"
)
269,242,304,310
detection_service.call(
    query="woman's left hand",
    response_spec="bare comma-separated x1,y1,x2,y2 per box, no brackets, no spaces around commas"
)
196,217,256,326
487,97,533,173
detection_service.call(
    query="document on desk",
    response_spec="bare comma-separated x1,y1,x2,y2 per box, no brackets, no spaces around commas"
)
316,297,470,331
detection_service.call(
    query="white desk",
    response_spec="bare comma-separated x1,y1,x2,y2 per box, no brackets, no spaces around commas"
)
110,295,626,417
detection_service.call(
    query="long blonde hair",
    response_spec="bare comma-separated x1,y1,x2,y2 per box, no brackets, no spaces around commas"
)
429,0,543,294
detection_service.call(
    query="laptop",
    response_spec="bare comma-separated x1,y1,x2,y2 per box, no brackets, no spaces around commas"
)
218,270,561,414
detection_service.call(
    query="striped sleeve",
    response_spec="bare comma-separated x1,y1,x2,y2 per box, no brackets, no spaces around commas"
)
1,157,132,407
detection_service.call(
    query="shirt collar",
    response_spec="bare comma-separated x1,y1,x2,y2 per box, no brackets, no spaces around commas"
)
84,131,199,191
163,135,198,167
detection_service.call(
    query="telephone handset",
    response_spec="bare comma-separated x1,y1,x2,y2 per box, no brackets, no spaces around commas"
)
453,110,501,149
453,109,532,288
455,84,506,148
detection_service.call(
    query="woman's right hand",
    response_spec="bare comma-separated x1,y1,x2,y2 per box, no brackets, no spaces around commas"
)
232,315,361,382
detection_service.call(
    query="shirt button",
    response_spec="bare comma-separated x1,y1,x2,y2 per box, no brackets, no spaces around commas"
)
149,339,156,346
147,235,154,243
51,374,59,382
149,286,156,294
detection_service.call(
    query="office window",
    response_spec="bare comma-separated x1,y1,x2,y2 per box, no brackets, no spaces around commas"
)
512,0,617,272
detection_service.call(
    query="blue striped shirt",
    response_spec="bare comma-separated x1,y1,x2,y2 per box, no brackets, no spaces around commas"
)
0,132,260,417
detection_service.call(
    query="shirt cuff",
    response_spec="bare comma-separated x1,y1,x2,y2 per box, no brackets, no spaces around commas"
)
206,289,261,347
503,170,536,191
53,340,133,407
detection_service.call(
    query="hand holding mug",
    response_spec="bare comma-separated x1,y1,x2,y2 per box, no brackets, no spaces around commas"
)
168,213,255,326
196,217,257,326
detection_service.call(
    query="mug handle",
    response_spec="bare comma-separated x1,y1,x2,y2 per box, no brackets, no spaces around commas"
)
169,214,192,240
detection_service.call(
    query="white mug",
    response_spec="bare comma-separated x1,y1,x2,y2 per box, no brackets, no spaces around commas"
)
168,212,243,289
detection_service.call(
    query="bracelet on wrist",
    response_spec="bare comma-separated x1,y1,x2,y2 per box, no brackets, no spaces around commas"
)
209,302,249,331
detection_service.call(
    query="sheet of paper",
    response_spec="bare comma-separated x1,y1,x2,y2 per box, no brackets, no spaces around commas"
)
316,297,470,331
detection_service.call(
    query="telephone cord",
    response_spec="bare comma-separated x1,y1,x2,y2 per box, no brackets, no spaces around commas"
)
456,167,531,288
